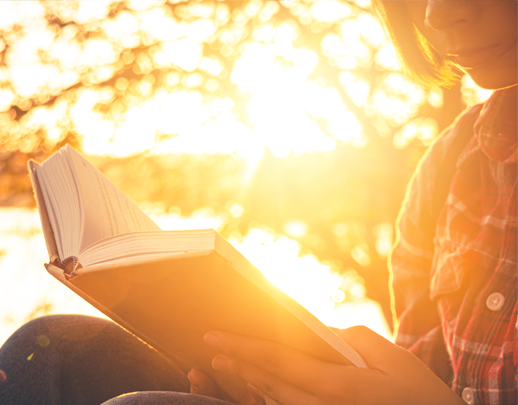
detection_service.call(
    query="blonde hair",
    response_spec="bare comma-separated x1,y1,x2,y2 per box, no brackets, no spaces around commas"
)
372,0,463,90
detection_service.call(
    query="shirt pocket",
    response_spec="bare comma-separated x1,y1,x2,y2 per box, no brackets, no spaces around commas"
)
429,237,480,301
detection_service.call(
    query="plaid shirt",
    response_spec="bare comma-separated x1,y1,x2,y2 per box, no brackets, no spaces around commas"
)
389,86,517,405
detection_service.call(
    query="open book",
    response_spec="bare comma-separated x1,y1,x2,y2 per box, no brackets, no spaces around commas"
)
29,145,367,401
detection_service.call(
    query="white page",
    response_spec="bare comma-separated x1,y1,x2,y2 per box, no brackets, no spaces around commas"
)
36,149,83,259
64,145,160,253
77,229,215,267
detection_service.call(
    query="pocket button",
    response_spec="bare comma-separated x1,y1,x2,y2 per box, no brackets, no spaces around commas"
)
462,387,474,404
486,292,505,312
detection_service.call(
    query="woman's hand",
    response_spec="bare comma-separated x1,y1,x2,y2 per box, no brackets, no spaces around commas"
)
198,326,465,405
188,367,264,405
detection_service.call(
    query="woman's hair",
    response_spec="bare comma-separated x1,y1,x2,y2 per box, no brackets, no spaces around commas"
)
372,0,463,90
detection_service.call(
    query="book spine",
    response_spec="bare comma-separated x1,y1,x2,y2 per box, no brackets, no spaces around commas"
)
48,256,82,280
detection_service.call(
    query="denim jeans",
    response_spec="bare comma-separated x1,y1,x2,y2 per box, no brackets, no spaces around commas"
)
0,315,233,405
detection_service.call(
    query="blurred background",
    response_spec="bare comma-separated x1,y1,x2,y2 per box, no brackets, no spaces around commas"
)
0,0,492,346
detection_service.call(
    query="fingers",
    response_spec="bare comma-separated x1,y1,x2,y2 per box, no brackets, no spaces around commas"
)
238,385,267,405
189,368,266,405
188,369,227,401
203,331,338,395
337,325,405,371
211,353,319,405
245,385,281,405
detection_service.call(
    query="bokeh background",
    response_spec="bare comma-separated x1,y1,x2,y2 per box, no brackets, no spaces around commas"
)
0,0,492,346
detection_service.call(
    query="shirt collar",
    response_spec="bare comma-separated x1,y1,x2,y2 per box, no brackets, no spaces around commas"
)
473,85,517,163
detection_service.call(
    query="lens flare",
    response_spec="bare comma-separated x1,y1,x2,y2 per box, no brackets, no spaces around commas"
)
2,0,482,348
37,334,50,347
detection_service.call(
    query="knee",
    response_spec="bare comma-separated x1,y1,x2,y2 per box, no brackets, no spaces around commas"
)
102,392,231,405
11,314,85,335
102,392,175,405
1,314,114,351
102,392,150,405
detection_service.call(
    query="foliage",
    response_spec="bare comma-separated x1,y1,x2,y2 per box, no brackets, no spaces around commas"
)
0,0,484,325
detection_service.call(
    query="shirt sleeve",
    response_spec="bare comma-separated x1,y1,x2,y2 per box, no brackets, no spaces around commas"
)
388,104,484,382
389,124,453,329
387,130,454,381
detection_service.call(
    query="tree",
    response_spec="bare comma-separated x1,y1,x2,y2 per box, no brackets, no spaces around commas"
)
1,0,484,328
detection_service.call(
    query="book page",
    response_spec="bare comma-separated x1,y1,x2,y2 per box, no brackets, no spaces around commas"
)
65,145,160,253
77,229,215,268
35,149,84,260
29,161,60,261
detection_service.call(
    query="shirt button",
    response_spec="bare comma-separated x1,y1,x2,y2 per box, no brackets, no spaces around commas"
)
486,292,505,311
462,387,475,404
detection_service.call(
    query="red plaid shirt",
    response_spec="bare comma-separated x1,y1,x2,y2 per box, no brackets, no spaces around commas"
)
389,86,517,405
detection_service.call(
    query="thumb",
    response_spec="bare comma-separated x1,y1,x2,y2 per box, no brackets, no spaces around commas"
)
337,325,400,370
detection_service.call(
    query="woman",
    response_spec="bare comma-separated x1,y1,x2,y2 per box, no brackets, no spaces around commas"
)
1,1,516,404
